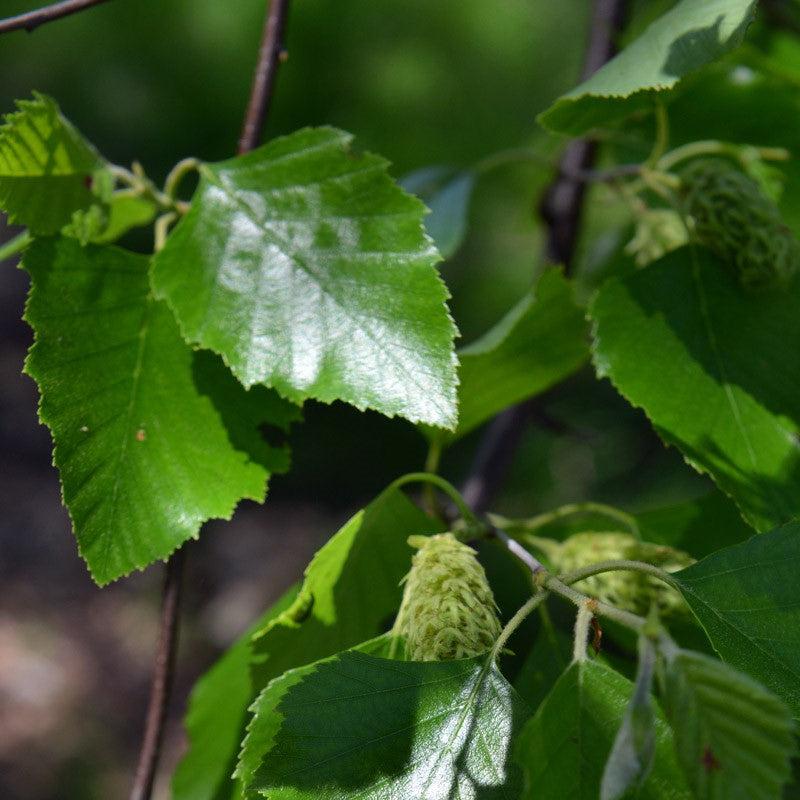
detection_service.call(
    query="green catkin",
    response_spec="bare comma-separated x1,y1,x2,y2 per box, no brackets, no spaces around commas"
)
548,531,695,618
679,157,800,290
396,533,502,662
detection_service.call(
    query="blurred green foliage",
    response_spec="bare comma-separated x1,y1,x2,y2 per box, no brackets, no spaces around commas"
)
0,0,712,517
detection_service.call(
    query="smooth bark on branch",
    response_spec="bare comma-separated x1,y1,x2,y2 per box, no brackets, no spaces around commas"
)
238,0,291,154
460,0,629,515
130,2,292,798
129,548,185,800
0,0,111,35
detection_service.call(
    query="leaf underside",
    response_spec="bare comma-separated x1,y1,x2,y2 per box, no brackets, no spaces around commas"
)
673,522,800,718
664,650,795,800
538,0,757,135
515,660,687,800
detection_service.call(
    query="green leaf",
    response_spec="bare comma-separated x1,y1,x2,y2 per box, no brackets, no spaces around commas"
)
152,127,458,428
539,0,757,135
240,648,526,799
512,612,572,710
173,586,299,800
671,521,800,718
590,246,800,532
249,484,443,689
601,637,658,800
0,93,107,233
23,237,299,584
637,491,754,559
516,660,688,800
177,485,440,800
432,268,588,441
400,166,475,259
67,190,159,245
663,649,795,800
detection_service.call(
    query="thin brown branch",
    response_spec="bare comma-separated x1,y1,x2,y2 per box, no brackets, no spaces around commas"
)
541,0,628,268
129,4,293,797
129,548,185,800
459,0,629,513
0,0,111,35
238,0,291,154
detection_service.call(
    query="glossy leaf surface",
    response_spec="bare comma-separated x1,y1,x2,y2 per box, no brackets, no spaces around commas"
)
663,650,795,800
152,127,458,428
23,237,299,584
516,659,687,799
672,521,800,718
590,246,800,532
0,93,107,233
241,649,526,799
539,0,757,135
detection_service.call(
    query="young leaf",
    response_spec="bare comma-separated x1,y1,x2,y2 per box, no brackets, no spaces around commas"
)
67,190,159,245
663,649,795,800
671,521,800,718
23,237,299,584
430,268,588,441
173,586,299,800
239,648,526,799
176,489,441,800
152,127,458,428
0,93,108,233
249,484,443,688
601,637,658,800
400,166,475,259
590,246,800,532
177,486,440,800
516,660,688,799
538,0,757,135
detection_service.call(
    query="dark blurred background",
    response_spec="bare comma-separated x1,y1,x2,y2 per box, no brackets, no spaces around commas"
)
0,1,711,797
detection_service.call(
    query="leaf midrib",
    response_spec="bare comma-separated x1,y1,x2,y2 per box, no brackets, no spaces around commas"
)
201,167,452,422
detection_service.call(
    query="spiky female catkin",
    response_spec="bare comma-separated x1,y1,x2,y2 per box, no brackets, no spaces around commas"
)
680,157,800,290
396,533,502,662
550,531,694,618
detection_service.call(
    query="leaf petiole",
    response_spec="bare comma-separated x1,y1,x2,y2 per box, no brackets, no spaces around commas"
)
491,591,549,659
490,501,641,538
0,229,31,263
558,558,680,591
389,471,482,530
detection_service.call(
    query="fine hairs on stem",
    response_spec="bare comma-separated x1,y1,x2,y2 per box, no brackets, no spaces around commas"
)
572,602,595,662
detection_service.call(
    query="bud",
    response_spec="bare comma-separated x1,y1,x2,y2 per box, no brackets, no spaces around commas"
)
551,532,694,618
679,158,800,290
625,208,687,267
396,533,502,661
